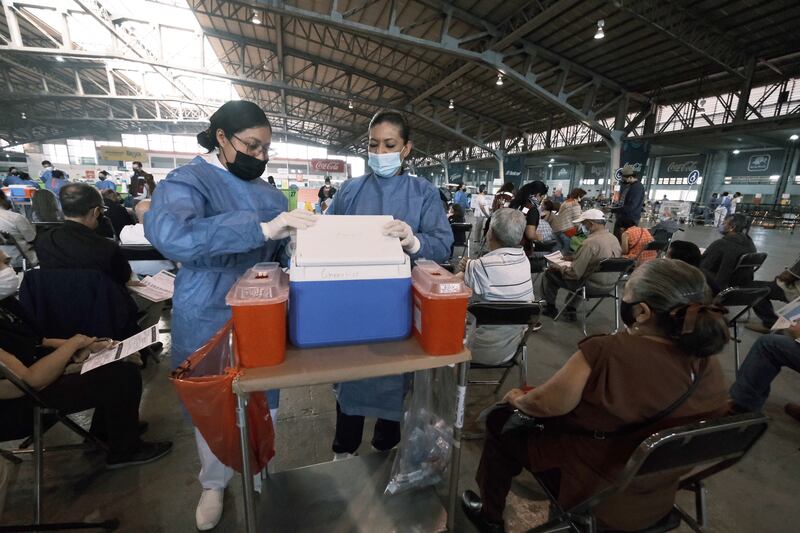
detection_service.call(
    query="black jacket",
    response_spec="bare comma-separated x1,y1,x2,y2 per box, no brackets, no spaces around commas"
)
36,220,132,286
103,199,135,238
700,232,757,289
612,180,645,222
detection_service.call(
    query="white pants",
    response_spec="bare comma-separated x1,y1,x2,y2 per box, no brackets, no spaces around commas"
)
195,407,278,491
713,206,727,227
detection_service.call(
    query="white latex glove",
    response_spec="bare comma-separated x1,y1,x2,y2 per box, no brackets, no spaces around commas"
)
383,219,420,255
261,209,317,241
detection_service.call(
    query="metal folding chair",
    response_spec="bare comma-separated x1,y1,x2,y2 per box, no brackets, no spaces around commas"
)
713,286,771,372
530,240,559,288
466,302,541,394
554,258,635,336
528,413,769,533
728,252,767,288
450,222,473,260
0,230,31,272
0,360,119,532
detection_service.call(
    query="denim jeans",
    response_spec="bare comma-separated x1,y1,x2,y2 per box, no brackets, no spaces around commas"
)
729,333,800,412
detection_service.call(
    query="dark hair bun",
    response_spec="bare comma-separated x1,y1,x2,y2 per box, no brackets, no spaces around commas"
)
196,129,216,152
669,304,730,358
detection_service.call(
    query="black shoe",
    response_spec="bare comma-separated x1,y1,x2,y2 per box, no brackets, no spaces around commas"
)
106,440,172,470
542,305,558,319
461,490,505,533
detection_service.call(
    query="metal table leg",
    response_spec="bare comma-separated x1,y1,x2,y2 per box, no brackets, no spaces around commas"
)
236,392,257,533
447,362,469,531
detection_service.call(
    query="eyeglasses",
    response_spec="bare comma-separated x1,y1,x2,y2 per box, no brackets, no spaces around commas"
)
1,256,10,265
232,134,270,159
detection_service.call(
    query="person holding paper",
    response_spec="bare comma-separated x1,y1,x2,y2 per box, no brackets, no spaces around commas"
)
328,110,452,460
0,250,172,468
145,100,316,531
541,209,621,321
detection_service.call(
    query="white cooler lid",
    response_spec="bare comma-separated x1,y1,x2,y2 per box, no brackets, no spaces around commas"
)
294,215,407,267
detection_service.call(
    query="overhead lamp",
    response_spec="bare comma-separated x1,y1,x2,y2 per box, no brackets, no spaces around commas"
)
55,55,64,62
466,165,470,169
496,73,503,86
348,100,353,110
594,19,605,40
549,157,555,163
20,112,26,119
732,149,741,155
790,134,799,141
448,99,454,110
548,163,553,168
251,11,261,25
698,99,706,112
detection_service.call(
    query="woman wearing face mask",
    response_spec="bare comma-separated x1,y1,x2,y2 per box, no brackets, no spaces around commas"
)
0,251,171,469
145,100,316,530
462,259,729,533
327,110,453,460
509,180,548,257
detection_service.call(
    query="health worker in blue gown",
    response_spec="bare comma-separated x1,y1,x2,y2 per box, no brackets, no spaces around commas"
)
145,100,316,531
328,110,453,459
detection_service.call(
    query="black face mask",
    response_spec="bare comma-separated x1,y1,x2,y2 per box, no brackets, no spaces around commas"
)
620,300,640,328
225,149,267,181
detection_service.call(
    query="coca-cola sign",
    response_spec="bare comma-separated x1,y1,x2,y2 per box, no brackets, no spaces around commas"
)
310,159,345,173
666,160,698,173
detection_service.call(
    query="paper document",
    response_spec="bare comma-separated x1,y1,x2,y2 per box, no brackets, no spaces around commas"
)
770,297,800,343
128,270,175,302
81,325,159,374
544,250,572,268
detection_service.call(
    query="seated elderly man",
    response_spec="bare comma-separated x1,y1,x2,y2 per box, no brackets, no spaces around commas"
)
541,209,621,321
456,208,534,365
35,183,164,335
119,200,175,277
101,188,135,239
700,213,756,290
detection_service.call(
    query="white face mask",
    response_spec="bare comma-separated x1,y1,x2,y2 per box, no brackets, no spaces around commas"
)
368,151,403,178
0,267,19,299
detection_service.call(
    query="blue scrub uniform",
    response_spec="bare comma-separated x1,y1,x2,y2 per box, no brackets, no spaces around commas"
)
95,179,116,191
2,175,40,188
145,156,288,375
330,170,453,421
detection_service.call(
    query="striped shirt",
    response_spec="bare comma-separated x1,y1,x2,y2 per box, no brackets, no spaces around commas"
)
464,247,534,365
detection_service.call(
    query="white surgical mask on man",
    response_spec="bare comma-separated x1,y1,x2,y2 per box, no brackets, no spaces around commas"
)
0,267,20,300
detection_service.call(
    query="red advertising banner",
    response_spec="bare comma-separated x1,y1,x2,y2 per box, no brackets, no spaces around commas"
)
310,159,346,173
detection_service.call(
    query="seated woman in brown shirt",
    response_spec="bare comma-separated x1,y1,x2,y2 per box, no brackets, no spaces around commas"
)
462,258,730,533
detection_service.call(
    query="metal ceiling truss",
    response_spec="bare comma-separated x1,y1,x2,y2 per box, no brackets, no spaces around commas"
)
195,0,650,149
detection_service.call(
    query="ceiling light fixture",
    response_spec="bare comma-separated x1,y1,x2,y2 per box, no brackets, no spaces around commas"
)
732,149,741,155
448,99,454,110
594,19,605,40
496,73,503,86
549,158,555,163
548,163,553,168
251,11,261,25
348,100,353,110
20,112,26,119
790,134,799,141
55,55,64,62
698,98,706,112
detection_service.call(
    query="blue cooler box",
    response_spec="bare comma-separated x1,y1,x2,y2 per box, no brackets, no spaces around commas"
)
289,215,412,348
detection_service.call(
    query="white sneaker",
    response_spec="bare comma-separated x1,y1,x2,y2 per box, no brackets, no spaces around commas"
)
195,488,224,531
332,452,357,462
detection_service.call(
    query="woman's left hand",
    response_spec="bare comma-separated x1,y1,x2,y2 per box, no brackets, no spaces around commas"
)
502,388,526,408
89,339,116,353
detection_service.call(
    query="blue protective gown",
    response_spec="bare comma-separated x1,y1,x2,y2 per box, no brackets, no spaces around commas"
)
329,170,453,421
95,179,116,191
144,156,288,392
2,175,40,188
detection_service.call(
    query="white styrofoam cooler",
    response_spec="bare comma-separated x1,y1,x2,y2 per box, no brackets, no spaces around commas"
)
289,215,412,348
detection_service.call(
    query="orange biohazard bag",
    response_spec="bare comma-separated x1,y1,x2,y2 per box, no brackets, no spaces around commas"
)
170,321,274,474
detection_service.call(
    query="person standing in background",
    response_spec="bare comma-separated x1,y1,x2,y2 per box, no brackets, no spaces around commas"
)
474,184,491,242
94,170,116,191
610,164,644,240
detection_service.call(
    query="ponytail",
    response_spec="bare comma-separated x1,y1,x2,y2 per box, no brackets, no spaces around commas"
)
666,303,730,358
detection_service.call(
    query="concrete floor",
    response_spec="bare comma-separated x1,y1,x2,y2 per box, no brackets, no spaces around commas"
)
2,224,800,532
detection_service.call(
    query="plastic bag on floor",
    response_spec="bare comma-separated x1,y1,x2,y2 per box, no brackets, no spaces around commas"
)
385,366,456,495
170,321,274,475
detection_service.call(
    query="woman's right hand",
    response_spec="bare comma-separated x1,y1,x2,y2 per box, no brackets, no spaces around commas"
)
261,209,317,241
